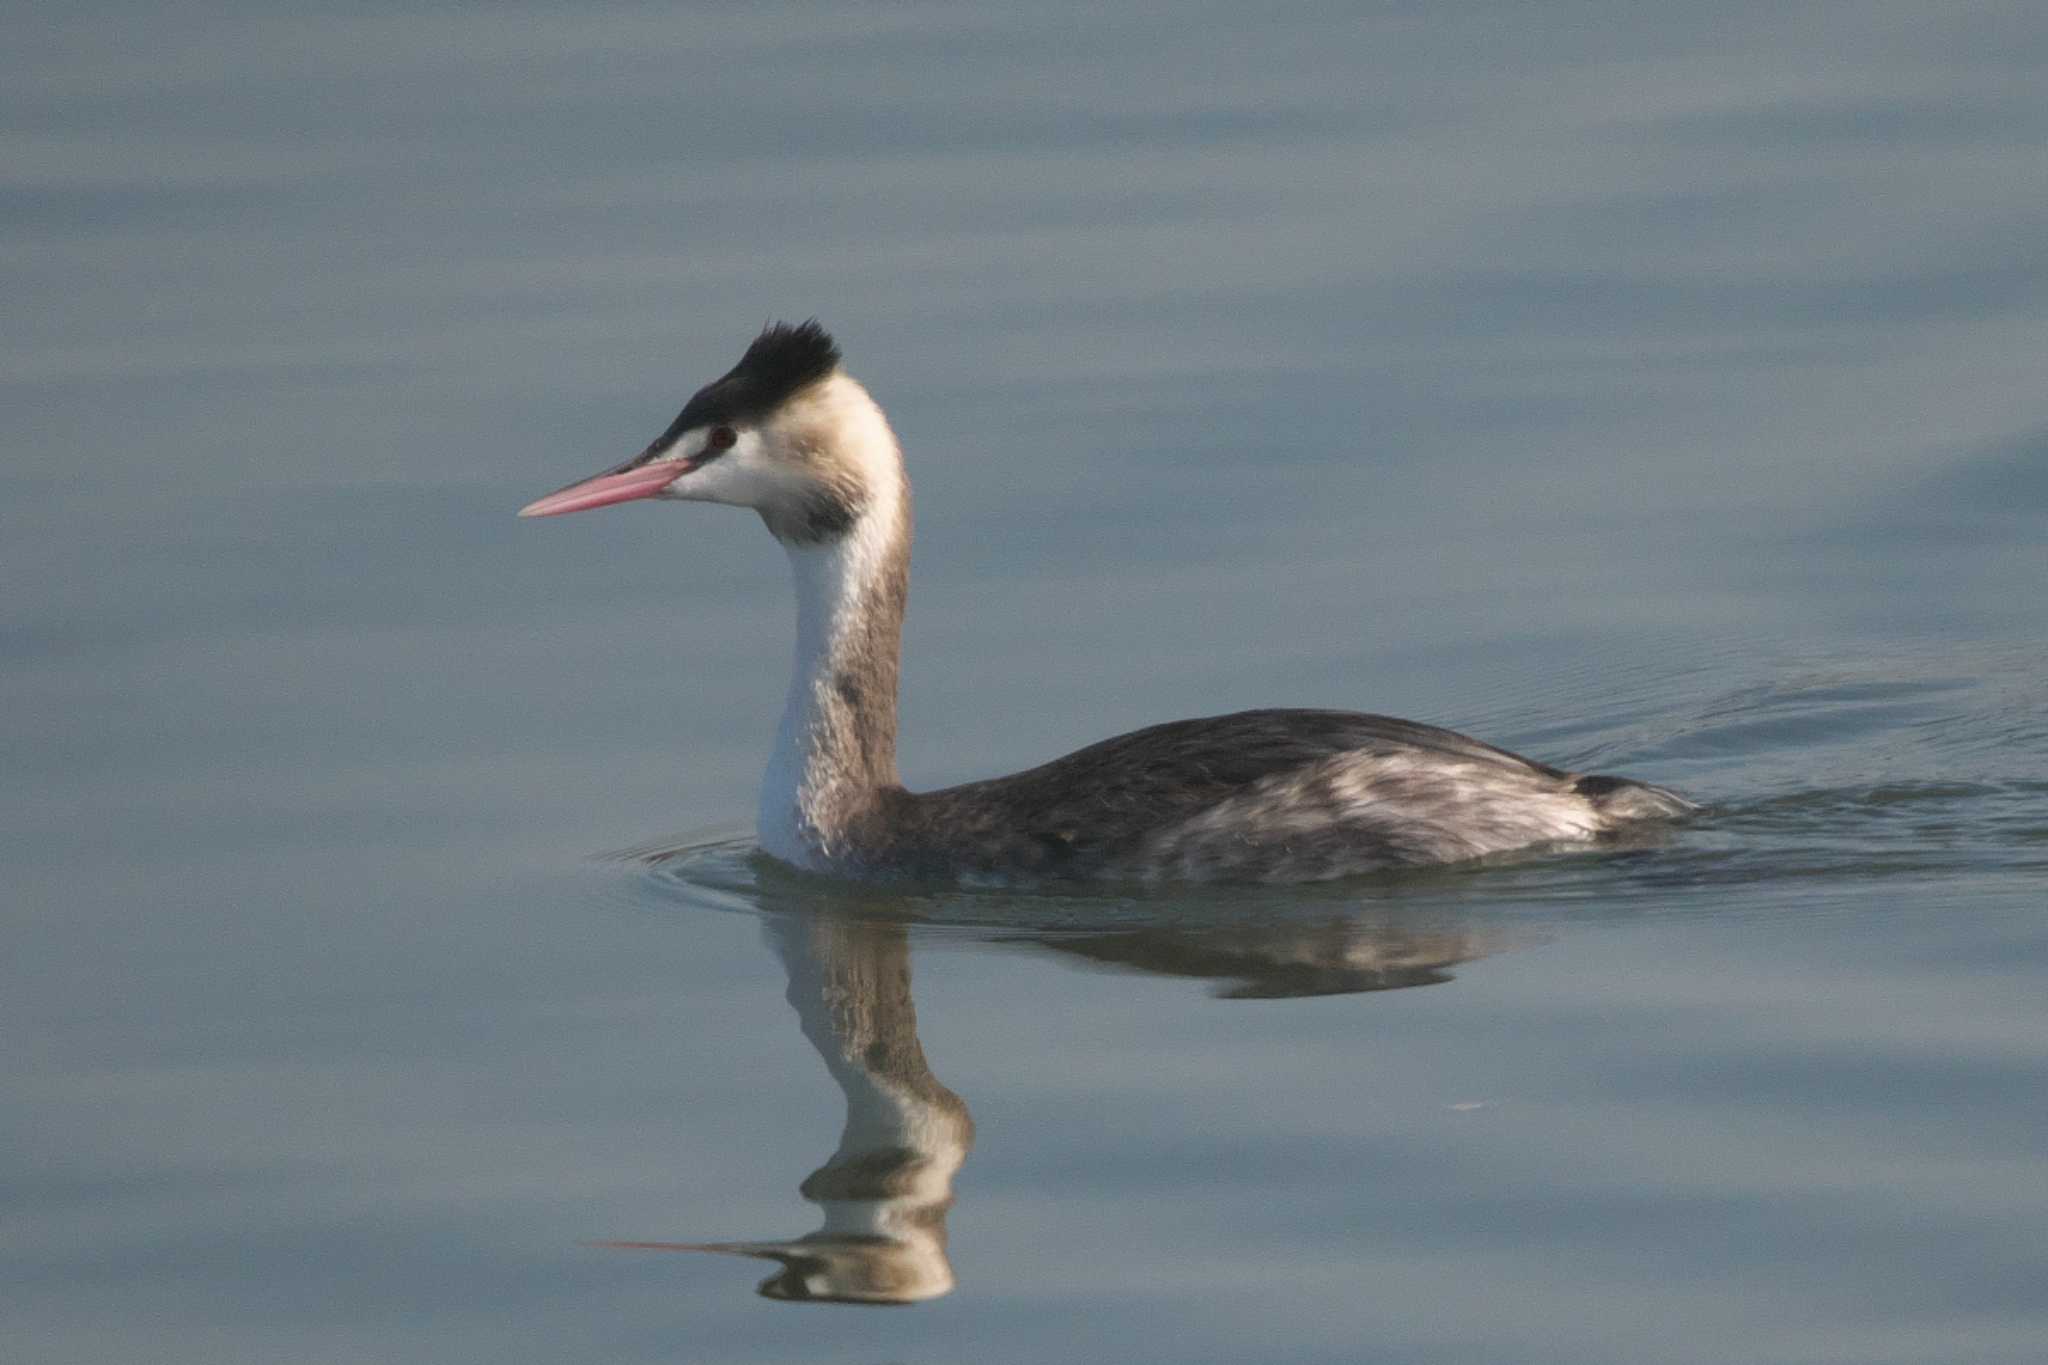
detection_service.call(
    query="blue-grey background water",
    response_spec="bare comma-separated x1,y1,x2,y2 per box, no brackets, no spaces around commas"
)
7,3,2047,1361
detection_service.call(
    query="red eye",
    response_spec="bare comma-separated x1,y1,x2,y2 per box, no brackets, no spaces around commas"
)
707,425,737,452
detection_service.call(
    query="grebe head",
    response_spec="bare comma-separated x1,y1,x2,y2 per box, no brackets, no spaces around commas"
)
518,320,900,545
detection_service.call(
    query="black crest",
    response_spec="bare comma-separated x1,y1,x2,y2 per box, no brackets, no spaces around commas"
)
733,319,841,396
650,320,843,454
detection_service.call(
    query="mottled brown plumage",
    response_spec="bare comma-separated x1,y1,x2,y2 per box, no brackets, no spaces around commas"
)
833,708,1689,883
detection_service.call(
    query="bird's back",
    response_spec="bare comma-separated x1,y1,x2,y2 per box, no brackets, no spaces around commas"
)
864,709,1686,884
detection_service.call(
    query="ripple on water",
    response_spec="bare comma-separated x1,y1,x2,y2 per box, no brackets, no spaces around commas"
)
621,826,1568,997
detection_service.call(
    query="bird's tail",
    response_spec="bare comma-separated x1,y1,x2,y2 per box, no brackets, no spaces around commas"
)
1571,773,1698,821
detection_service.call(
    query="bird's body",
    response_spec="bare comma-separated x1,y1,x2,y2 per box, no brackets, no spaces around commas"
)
522,322,1693,885
886,709,1689,884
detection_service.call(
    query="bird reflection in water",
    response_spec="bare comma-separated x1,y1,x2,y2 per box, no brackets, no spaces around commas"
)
1026,911,1498,999
597,910,972,1304
598,869,1507,1304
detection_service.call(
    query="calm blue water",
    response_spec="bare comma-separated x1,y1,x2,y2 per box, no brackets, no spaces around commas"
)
7,4,2048,1362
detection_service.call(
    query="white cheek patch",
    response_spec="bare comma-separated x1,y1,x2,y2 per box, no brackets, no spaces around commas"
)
663,431,794,508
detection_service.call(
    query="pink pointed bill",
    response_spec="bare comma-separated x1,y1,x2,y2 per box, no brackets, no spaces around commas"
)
518,459,691,518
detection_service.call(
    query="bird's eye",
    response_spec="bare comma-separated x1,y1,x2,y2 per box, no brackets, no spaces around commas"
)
707,425,738,453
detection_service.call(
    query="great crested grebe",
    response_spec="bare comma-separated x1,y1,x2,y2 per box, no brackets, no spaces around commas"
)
521,321,1693,884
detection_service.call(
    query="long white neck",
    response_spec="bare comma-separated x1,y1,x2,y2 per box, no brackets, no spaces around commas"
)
756,426,910,869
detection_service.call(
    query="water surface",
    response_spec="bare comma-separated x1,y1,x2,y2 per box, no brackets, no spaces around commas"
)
7,3,2048,1362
